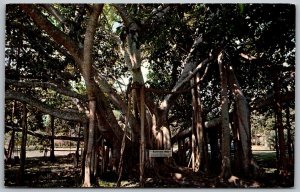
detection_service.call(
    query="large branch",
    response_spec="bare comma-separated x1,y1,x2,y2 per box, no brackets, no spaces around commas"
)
113,4,133,27
6,79,87,101
81,4,103,81
6,91,87,122
95,76,139,133
158,32,206,112
41,4,68,26
19,4,83,64
6,126,83,142
160,55,212,112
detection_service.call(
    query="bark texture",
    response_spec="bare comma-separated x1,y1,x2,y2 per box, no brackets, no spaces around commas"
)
218,53,231,179
228,64,251,175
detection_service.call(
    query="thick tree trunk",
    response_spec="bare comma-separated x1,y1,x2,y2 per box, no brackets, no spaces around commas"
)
218,53,231,179
139,86,145,187
83,100,96,187
228,64,251,175
190,73,203,172
19,103,27,185
50,115,56,162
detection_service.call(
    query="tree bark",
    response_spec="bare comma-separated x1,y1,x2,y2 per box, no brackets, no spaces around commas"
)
81,122,88,182
19,4,83,64
5,125,83,141
139,85,145,187
83,100,96,187
227,64,251,175
19,103,27,185
117,90,131,187
218,53,231,179
274,75,286,172
50,115,56,162
5,91,86,122
75,124,81,167
285,104,293,159
190,73,203,172
6,79,87,101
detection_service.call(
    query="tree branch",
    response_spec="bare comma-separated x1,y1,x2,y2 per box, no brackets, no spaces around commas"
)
6,79,87,101
6,125,83,142
113,4,133,27
5,91,87,122
19,4,83,64
41,4,68,26
82,4,103,78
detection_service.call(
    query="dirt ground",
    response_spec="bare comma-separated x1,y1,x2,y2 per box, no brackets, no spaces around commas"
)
4,151,294,188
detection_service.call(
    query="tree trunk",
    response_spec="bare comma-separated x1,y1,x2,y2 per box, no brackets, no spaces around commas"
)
285,104,293,159
274,75,286,172
117,90,131,187
139,85,145,187
83,100,96,187
80,116,89,182
191,74,203,172
8,100,17,162
202,129,209,173
228,64,251,175
50,115,56,162
19,103,27,185
207,128,221,175
8,130,15,162
218,53,231,179
75,124,81,167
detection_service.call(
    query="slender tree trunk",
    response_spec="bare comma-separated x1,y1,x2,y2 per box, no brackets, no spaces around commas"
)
274,76,286,172
75,124,81,167
8,100,17,161
191,133,196,171
285,104,293,159
50,115,56,162
81,122,88,181
274,123,279,164
218,53,231,179
8,130,15,162
19,103,27,185
117,90,131,187
191,78,197,172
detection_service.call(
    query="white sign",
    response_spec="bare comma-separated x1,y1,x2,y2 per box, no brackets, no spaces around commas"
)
149,150,172,157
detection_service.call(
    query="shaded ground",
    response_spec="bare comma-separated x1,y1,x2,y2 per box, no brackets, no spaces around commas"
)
4,151,294,188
